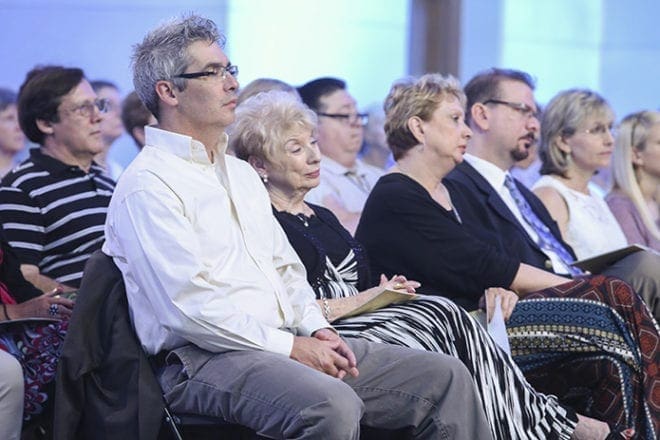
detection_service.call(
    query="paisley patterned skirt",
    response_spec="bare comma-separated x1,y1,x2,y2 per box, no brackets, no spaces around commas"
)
0,319,68,421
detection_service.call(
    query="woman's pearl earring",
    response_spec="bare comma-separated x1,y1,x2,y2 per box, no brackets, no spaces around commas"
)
261,174,268,184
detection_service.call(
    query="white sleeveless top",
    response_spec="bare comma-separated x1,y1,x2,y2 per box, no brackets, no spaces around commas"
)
532,175,628,260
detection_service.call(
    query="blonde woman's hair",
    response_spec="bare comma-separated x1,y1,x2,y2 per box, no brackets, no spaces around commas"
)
611,110,660,240
228,90,317,163
384,73,465,160
539,88,614,177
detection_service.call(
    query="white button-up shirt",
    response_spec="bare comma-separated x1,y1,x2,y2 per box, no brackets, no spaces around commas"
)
103,126,328,356
305,155,383,212
464,154,572,274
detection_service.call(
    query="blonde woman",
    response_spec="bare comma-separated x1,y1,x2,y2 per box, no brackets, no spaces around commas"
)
607,111,660,251
534,89,660,321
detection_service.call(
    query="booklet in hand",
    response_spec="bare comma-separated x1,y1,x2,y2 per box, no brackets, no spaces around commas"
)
570,244,651,274
338,289,417,320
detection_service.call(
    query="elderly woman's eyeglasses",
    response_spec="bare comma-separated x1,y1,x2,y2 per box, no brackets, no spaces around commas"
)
62,98,109,119
483,99,540,120
174,64,239,81
317,112,369,127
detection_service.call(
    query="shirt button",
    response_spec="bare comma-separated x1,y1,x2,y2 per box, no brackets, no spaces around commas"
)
544,260,553,269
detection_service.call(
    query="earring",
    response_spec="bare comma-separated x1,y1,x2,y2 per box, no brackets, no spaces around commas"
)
261,174,268,184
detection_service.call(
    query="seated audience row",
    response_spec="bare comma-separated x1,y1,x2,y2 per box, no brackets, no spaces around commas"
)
230,88,619,439
100,15,497,440
0,13,657,439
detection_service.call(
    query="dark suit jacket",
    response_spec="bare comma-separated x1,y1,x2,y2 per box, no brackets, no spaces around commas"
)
446,161,577,273
54,250,164,440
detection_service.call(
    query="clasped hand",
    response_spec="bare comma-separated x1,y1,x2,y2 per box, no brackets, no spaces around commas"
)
290,328,359,380
379,274,420,294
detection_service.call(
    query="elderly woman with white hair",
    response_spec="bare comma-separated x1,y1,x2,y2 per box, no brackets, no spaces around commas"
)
606,110,660,251
227,87,639,440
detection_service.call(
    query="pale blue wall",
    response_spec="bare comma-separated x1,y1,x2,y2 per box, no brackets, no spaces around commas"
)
2,0,658,168
460,0,660,118
0,0,229,167
0,0,407,168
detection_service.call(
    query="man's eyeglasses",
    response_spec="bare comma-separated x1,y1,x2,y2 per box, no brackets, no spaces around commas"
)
62,98,109,119
174,64,239,81
483,99,540,120
317,112,369,127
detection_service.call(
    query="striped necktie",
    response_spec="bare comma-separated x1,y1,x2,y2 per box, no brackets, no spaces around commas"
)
503,174,584,275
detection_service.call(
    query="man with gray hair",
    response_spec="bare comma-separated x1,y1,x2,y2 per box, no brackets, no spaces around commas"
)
103,14,491,439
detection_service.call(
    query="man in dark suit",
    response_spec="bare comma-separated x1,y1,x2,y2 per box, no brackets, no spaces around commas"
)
446,68,659,317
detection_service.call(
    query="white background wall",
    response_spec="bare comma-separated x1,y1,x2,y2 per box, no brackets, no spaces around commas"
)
1,0,658,169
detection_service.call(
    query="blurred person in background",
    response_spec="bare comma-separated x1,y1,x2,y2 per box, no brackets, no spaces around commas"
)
359,103,393,170
120,91,156,150
0,88,26,176
299,77,382,234
607,110,660,250
91,80,124,179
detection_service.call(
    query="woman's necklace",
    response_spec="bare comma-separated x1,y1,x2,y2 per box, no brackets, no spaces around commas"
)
295,213,310,227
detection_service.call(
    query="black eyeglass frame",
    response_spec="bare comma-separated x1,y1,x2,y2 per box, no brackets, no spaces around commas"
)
173,64,239,80
316,112,369,126
483,99,540,119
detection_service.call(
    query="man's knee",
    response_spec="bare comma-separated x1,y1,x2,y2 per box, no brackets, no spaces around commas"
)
297,380,363,439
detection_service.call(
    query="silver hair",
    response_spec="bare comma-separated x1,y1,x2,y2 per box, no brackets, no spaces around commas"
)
131,14,224,118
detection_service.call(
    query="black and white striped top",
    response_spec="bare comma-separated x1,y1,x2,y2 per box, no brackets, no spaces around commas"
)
0,149,115,287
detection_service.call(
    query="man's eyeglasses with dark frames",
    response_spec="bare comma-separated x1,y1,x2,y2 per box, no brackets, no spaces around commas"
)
62,98,109,119
483,99,540,120
317,112,369,127
174,64,239,81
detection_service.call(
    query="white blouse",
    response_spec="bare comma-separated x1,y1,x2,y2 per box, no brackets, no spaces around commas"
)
533,175,628,260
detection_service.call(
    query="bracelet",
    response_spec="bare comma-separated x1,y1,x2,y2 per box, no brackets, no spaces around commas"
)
1,303,9,321
321,298,331,321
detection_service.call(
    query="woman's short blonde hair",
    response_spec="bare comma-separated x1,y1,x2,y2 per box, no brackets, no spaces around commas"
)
611,110,660,240
384,73,465,160
229,90,317,163
539,88,614,176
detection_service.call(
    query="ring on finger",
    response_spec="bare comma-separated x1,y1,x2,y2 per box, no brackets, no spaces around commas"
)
48,304,59,317
393,283,404,290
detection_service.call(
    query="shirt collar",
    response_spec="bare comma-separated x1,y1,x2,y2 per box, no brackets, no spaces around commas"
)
321,155,365,176
464,153,508,191
144,125,229,165
30,148,103,177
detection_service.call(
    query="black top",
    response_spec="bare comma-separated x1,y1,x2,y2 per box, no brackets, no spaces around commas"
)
0,149,115,287
273,203,371,297
446,161,576,273
0,225,42,303
355,173,520,310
